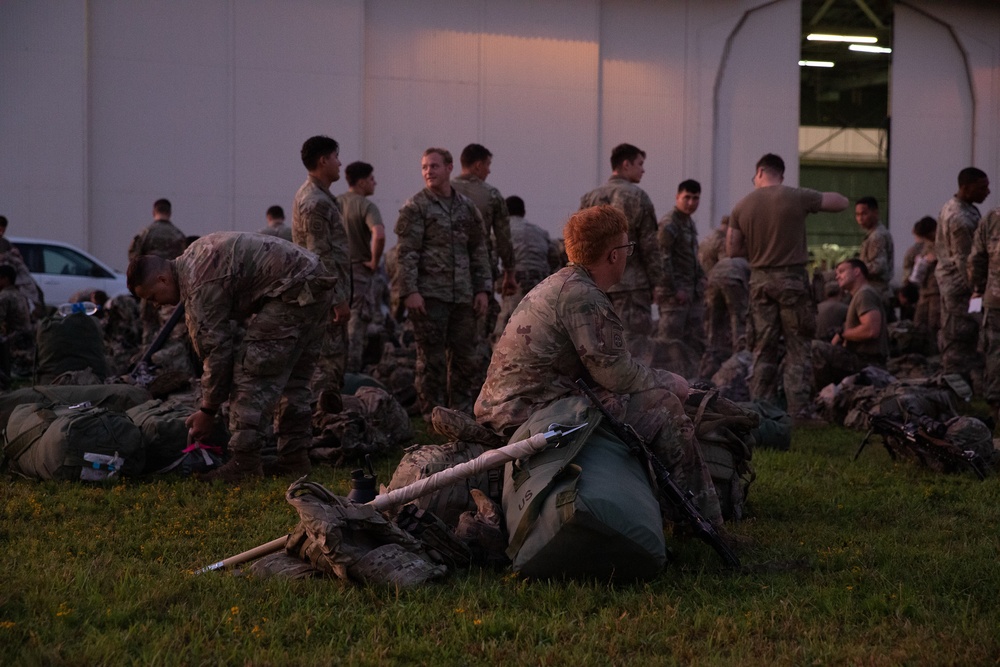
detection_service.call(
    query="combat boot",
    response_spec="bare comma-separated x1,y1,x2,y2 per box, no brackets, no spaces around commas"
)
266,449,312,477
199,450,263,483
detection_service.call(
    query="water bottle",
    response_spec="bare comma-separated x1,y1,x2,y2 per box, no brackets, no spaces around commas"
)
57,301,99,317
346,455,378,504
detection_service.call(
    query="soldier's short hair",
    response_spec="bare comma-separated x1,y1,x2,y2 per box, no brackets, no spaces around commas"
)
677,179,701,195
564,205,628,266
0,216,8,229
856,196,878,210
912,215,936,239
0,264,15,284
460,144,492,168
506,196,525,217
755,153,785,177
423,147,452,165
610,143,645,171
345,161,374,186
126,255,171,296
301,135,339,170
266,205,284,220
153,199,171,216
839,257,869,279
824,280,841,298
958,167,988,187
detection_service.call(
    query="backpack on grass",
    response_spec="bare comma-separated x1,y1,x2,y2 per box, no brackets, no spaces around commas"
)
3,402,144,481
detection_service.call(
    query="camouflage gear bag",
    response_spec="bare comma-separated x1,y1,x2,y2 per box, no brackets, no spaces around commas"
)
383,439,499,527
685,389,760,520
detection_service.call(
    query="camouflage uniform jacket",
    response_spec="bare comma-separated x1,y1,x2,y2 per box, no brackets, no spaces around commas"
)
935,195,982,297
174,232,334,409
0,284,31,340
450,175,514,275
859,222,894,286
260,223,293,242
293,175,351,306
475,264,679,435
394,188,493,304
658,208,705,296
580,176,669,295
128,220,186,262
509,215,552,284
968,208,1000,309
699,226,727,274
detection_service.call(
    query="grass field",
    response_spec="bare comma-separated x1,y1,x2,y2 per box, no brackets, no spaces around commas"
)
2,420,999,666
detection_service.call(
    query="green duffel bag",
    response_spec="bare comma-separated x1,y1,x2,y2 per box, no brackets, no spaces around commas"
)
3,402,145,481
738,400,792,451
126,399,192,473
0,384,153,433
503,396,667,581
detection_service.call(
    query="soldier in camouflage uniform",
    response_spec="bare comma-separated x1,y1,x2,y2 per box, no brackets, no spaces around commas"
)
292,136,352,414
728,154,848,419
657,180,706,350
128,198,187,344
0,264,33,386
697,217,750,380
493,196,557,339
580,143,670,358
127,232,334,482
476,205,723,527
935,167,990,382
338,161,386,373
395,147,493,418
451,144,517,336
855,196,894,306
967,207,1000,419
260,205,293,242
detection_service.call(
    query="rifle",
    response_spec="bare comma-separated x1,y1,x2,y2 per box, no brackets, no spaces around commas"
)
854,412,988,480
129,303,186,386
575,378,741,569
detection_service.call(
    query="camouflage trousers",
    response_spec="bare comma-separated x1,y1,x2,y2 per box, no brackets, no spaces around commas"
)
228,295,327,457
347,264,376,373
657,292,706,354
411,297,481,417
493,271,547,342
608,289,654,359
311,313,348,415
980,308,1000,406
810,340,882,389
607,387,723,527
938,290,980,380
914,291,940,351
748,266,816,416
698,277,748,379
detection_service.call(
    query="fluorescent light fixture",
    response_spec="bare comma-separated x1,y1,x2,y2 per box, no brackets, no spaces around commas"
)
849,44,892,54
799,60,835,68
807,33,878,43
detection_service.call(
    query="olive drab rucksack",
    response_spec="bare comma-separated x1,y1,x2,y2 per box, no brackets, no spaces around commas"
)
685,389,760,521
3,402,144,481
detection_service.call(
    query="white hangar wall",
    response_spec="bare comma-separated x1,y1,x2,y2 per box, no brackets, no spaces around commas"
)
889,0,1000,266
1,0,996,275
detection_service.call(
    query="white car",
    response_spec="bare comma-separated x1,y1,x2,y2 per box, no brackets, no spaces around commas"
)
7,236,130,308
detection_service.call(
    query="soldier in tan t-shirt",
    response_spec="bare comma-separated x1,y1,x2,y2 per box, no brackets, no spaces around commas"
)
727,153,848,419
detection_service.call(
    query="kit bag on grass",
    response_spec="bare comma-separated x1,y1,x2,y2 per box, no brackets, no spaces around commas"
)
3,402,144,481
125,399,202,474
502,396,666,581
